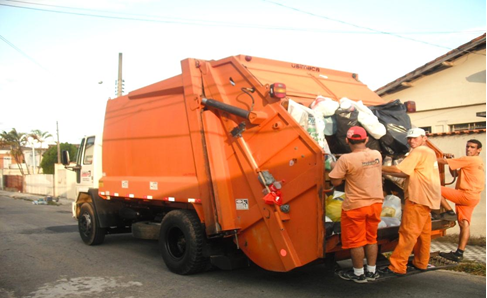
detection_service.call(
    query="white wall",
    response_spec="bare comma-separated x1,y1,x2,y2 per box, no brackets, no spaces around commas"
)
24,174,54,196
54,163,77,200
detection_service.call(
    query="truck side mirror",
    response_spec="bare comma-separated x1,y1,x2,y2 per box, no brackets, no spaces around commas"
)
61,150,70,165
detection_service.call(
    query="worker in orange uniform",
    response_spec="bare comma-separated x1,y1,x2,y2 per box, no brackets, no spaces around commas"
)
381,128,441,276
437,139,485,262
329,126,384,283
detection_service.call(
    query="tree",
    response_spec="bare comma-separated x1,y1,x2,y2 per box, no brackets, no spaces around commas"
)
0,128,30,176
40,143,78,174
30,129,53,173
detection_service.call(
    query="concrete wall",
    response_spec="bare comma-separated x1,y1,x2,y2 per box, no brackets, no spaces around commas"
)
24,174,54,196
54,163,77,200
429,133,486,237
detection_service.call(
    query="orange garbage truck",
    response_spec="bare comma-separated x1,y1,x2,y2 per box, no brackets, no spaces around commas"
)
63,55,454,275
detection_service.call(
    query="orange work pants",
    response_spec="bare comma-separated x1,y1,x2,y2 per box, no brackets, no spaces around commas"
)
388,199,431,274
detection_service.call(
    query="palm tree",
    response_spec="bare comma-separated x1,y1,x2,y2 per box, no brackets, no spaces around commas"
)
30,129,53,173
0,128,30,176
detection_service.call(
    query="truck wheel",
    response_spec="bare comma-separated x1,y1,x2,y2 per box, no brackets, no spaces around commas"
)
159,210,209,275
78,203,106,245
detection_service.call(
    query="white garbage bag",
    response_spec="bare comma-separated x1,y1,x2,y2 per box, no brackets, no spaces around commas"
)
288,99,331,154
381,217,401,227
339,97,386,139
381,194,402,219
311,95,339,117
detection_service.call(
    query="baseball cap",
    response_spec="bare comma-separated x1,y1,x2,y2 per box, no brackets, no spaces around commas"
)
347,126,367,140
407,128,426,138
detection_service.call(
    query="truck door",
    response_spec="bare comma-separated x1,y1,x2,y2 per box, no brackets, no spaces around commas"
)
76,136,96,193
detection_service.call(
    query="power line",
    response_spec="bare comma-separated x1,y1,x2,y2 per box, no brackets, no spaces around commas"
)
0,34,46,70
262,0,484,51
1,1,484,36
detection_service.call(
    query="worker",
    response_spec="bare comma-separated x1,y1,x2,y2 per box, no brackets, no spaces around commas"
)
437,139,485,262
381,128,441,276
329,126,383,283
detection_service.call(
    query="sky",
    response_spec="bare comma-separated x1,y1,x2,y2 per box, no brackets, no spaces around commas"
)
0,0,485,146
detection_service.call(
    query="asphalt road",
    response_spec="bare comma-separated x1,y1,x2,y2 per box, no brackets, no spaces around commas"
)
0,195,485,298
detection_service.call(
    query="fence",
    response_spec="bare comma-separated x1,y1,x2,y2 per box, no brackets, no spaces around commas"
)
3,175,23,192
2,164,76,200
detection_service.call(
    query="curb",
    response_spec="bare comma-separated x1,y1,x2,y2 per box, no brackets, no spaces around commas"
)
0,190,73,206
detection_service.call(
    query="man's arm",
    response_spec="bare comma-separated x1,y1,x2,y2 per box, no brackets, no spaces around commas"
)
438,157,458,177
330,178,343,187
382,165,409,178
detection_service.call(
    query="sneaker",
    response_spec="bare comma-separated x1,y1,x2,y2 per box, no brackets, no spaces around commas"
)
365,270,380,281
379,267,404,278
440,251,463,262
440,211,457,221
407,263,426,272
408,262,436,272
338,269,368,283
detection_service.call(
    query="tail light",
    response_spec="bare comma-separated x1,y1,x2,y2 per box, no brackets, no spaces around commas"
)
404,101,416,113
270,83,286,98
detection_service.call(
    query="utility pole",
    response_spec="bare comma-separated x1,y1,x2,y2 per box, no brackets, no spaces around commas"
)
117,53,123,97
56,121,61,164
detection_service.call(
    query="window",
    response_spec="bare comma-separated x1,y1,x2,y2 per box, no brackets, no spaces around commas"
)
420,126,432,133
83,137,95,165
450,122,486,132
3,156,11,169
76,138,85,165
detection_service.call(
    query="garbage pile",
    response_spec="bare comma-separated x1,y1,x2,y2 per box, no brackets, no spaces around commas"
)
287,96,413,233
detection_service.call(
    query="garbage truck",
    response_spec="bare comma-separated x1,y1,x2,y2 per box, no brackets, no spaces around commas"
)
63,55,455,275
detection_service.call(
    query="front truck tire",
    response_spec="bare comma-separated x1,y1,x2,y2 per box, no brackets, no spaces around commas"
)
159,210,210,275
78,202,106,245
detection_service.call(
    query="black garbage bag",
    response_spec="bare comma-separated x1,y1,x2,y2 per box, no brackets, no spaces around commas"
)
334,108,358,153
369,99,411,155
333,108,381,154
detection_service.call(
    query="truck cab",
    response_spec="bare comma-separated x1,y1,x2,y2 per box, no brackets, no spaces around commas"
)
62,135,102,218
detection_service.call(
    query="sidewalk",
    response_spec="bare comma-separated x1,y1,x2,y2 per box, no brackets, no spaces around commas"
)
0,189,485,264
431,241,486,264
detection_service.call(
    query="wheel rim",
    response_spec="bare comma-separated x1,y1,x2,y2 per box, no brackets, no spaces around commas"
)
80,213,93,238
166,227,186,259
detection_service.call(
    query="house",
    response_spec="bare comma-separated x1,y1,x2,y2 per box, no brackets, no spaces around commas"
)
375,33,486,237
0,145,14,169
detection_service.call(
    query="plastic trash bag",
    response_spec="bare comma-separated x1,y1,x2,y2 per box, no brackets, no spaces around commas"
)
326,191,345,222
288,99,331,154
380,217,401,227
311,95,339,116
333,107,381,153
339,97,386,139
369,99,411,156
381,194,402,219
325,154,337,171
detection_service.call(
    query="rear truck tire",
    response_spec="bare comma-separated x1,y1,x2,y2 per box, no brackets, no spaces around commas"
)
78,203,106,245
159,210,210,275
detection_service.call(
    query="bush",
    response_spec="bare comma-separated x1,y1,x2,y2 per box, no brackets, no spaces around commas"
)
40,143,78,174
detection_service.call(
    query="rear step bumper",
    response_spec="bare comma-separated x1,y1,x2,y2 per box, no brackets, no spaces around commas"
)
326,219,456,239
